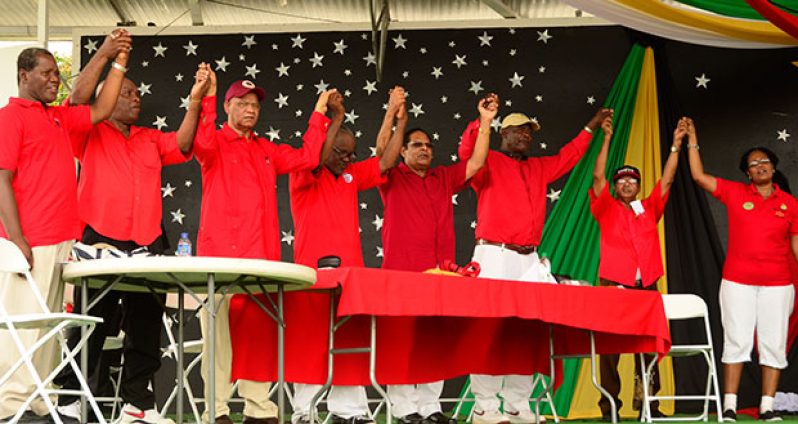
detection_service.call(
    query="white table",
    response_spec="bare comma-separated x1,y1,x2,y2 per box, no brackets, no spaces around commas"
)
62,256,316,423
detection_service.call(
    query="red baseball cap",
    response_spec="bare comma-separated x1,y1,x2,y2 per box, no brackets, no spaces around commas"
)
224,80,266,102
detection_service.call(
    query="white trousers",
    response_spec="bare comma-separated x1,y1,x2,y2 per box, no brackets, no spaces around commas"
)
719,279,794,368
200,294,276,419
469,244,556,413
292,384,369,421
0,240,72,418
388,382,444,418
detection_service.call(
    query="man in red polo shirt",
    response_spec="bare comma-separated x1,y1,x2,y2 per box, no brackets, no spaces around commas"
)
457,106,612,424
378,93,497,424
288,88,405,424
53,60,212,423
0,30,131,423
589,117,684,421
194,70,334,424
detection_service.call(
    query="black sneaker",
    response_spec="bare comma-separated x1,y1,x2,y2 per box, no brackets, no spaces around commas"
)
0,411,50,424
398,414,425,424
759,410,782,422
424,412,457,424
722,410,737,422
331,415,376,424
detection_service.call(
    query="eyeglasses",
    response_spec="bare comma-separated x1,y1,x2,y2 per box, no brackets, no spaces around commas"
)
615,178,639,185
747,158,771,168
332,146,357,160
408,140,433,150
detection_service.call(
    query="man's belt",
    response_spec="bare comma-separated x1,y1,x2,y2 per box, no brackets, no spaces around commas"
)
476,239,537,255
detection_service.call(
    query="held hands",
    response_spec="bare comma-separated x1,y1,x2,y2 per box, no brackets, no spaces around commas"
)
673,117,689,148
100,29,132,62
388,86,407,120
601,115,613,139
587,108,614,132
478,93,499,122
190,63,212,101
314,89,338,114
327,90,345,120
684,117,697,143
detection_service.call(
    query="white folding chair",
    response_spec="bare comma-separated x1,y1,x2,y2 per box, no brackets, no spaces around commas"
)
640,294,722,423
0,238,106,424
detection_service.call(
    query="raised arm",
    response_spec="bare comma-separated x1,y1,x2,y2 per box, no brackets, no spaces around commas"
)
465,93,498,180
379,96,407,173
86,30,132,124
176,63,212,154
317,89,342,166
591,115,613,197
685,118,716,193
69,30,132,105
0,170,31,267
660,117,686,197
375,86,406,157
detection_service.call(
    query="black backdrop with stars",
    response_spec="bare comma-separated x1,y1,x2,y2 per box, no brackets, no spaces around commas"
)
78,24,798,408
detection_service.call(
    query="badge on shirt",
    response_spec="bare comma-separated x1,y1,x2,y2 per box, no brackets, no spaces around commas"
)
781,203,788,211
776,211,785,218
742,201,754,211
630,200,645,216
343,172,353,184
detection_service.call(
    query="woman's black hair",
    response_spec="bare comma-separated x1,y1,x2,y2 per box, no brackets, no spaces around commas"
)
403,127,432,147
773,170,792,195
738,146,779,175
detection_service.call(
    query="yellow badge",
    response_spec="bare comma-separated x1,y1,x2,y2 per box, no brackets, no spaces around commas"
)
742,202,754,210
776,212,785,218
781,203,788,210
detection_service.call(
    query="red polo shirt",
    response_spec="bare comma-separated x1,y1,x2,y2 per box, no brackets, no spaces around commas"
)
712,178,798,286
590,181,668,287
194,96,329,259
458,118,592,246
73,121,189,246
379,161,468,272
290,157,382,267
0,97,91,247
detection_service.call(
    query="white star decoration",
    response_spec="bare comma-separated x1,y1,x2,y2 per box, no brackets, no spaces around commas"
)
695,73,711,88
535,95,543,102
291,34,306,49
161,183,175,198
183,40,198,56
363,52,377,67
275,62,290,77
170,209,185,224
452,55,467,69
333,39,348,55
179,95,190,110
175,73,183,82
153,116,167,130
281,230,294,245
372,215,384,231
547,188,561,203
409,103,425,118
242,35,257,49
491,118,502,132
468,81,484,95
509,72,525,88
470,221,477,229
376,246,384,258
84,39,98,54
314,80,329,94
777,129,791,142
363,80,378,95
274,93,289,109
452,194,459,205
184,180,192,188
537,29,553,44
451,154,458,162
393,34,408,49
138,82,152,96
477,31,493,46
245,64,260,79
539,66,546,73
266,127,281,140
345,109,360,124
360,203,367,210
431,67,444,79
587,96,596,105
309,52,324,68
215,56,230,72
440,96,448,103
153,43,167,57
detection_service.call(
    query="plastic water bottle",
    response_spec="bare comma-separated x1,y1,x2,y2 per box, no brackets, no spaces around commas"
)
176,232,192,256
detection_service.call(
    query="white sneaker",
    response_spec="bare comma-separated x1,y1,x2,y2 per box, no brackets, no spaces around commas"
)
57,400,81,420
506,410,546,424
117,404,175,424
473,410,510,424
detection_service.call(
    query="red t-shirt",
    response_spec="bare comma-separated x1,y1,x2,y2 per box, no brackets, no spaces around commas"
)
0,98,91,247
73,121,189,246
458,118,592,246
712,178,798,286
290,157,383,267
379,161,468,272
194,96,329,259
590,181,668,287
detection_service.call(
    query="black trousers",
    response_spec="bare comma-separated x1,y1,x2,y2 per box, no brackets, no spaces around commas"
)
597,278,661,416
55,226,167,410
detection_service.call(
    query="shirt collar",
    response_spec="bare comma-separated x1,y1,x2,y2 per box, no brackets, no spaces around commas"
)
499,149,527,161
221,122,256,143
747,182,783,199
9,97,46,109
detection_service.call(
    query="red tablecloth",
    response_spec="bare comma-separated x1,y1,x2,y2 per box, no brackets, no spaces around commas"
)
229,267,671,385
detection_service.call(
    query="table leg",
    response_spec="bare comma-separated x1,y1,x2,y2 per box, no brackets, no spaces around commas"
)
278,283,285,423
80,277,88,424
208,273,216,424
177,288,185,423
589,331,617,423
369,316,390,424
